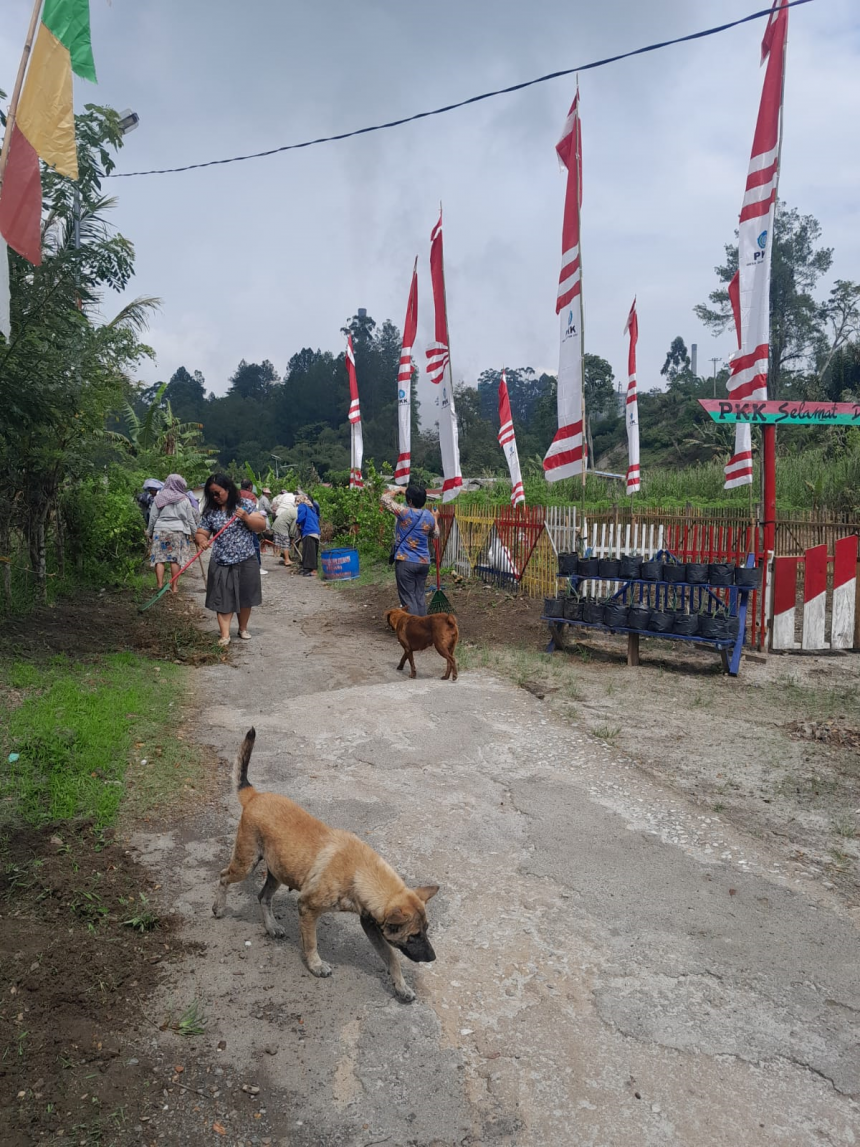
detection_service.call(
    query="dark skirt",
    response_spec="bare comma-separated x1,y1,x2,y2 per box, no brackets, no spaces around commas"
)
302,536,319,573
205,556,262,614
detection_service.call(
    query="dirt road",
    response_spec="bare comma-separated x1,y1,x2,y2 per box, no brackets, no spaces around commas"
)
127,565,860,1146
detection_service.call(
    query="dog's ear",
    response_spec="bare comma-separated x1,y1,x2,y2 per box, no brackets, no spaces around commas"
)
385,907,409,925
413,885,439,903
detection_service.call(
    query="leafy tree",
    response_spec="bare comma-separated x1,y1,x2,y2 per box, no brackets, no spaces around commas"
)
694,203,833,396
228,358,280,401
660,337,693,387
164,365,206,419
0,102,159,603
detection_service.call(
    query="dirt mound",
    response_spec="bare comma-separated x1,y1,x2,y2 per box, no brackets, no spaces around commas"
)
0,821,187,1145
0,587,219,666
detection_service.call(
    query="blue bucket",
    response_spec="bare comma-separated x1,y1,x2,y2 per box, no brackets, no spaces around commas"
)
321,547,360,581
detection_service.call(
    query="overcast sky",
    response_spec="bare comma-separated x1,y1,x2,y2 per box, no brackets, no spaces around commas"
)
3,0,859,423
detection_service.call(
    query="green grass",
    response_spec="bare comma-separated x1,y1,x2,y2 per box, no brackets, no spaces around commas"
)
0,651,192,828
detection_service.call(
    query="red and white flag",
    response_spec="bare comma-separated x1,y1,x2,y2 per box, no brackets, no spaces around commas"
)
497,370,525,508
724,0,788,490
346,335,364,489
395,259,418,486
623,298,640,494
427,208,462,502
544,86,585,482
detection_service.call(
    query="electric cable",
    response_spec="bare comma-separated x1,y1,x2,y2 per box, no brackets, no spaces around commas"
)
108,0,814,179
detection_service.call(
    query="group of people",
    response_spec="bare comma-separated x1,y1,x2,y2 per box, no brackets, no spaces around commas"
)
139,472,323,648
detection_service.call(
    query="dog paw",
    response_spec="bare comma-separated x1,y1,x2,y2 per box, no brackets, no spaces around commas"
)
308,960,333,978
395,985,416,1004
267,924,286,940
212,904,224,918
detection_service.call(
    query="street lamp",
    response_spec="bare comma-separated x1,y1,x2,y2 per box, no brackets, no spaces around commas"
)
270,454,284,481
118,109,140,136
74,109,140,253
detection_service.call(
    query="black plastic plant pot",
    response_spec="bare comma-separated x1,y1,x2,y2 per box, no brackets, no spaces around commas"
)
582,602,605,625
578,557,599,578
734,565,762,588
640,560,662,581
557,552,579,576
603,602,629,628
707,562,735,586
544,597,565,619
662,563,685,584
672,613,700,636
725,615,741,640
619,555,642,580
627,606,651,630
597,558,621,579
648,610,674,633
699,613,728,639
564,598,584,621
684,562,708,584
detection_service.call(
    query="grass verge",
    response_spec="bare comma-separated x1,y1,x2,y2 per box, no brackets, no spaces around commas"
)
1,650,208,829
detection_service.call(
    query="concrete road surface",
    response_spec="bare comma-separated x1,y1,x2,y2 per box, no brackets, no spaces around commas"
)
129,564,860,1146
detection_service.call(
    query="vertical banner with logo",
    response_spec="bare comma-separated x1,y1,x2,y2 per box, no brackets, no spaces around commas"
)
544,86,585,482
724,0,788,489
346,335,364,489
427,209,462,502
623,298,640,494
497,370,525,507
395,259,418,486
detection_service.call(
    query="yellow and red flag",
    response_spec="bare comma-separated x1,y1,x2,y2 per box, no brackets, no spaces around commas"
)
0,0,96,266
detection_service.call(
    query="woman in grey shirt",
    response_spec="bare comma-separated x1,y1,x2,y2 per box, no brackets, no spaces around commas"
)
147,473,198,593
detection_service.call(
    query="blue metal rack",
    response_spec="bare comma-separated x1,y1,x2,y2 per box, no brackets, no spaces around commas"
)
542,551,757,677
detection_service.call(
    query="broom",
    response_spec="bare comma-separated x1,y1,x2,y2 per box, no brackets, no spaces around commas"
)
138,514,238,613
428,537,453,614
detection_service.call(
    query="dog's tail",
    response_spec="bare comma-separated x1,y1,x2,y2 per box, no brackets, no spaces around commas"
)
233,728,257,805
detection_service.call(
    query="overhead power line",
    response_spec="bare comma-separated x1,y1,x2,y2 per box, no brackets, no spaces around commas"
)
109,0,814,179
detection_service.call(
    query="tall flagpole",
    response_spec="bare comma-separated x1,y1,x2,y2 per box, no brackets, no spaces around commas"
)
439,201,454,390
762,6,788,560
575,78,587,495
0,0,43,186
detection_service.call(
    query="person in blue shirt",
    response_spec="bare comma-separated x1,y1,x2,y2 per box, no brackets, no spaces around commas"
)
296,494,321,578
380,484,439,615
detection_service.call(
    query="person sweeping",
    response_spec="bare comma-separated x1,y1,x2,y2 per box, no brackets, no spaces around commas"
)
195,474,266,647
380,484,439,616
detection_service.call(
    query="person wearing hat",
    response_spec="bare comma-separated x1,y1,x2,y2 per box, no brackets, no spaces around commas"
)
258,487,273,522
136,478,163,527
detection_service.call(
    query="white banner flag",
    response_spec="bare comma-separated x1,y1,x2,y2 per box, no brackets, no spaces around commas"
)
0,240,10,340
623,298,640,494
427,210,462,502
346,335,364,489
544,87,585,481
724,0,788,489
498,371,525,507
395,260,418,485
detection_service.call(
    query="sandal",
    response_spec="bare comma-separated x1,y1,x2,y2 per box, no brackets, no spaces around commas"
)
217,636,231,647
238,630,251,640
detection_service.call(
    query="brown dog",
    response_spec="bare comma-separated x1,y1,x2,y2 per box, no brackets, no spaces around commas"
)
213,729,438,1002
384,608,459,681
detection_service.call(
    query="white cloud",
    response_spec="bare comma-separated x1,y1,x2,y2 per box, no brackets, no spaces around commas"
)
2,0,857,420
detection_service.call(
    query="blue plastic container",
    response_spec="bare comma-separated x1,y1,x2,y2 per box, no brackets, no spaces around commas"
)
321,547,360,581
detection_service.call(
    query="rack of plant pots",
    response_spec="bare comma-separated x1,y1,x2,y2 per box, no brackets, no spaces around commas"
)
544,549,759,676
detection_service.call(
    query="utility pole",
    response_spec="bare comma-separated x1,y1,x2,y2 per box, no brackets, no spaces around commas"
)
710,357,720,399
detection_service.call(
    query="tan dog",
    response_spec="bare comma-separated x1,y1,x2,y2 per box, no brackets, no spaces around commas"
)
213,729,438,1002
384,608,459,681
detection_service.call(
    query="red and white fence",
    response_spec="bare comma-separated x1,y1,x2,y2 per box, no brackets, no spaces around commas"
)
771,535,858,651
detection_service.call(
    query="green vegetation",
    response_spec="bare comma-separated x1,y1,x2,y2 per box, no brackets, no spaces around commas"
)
1,652,192,828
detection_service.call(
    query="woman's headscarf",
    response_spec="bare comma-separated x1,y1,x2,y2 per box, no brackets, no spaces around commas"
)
154,473,188,509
